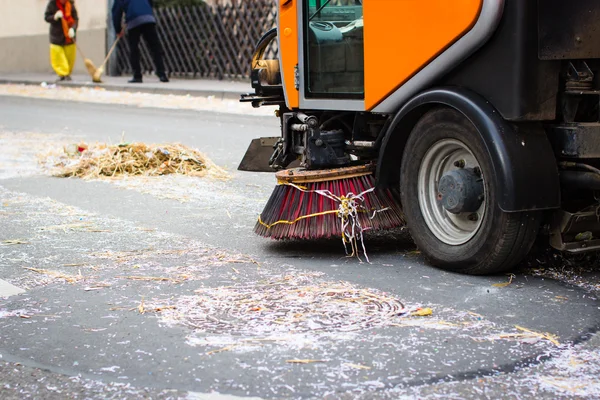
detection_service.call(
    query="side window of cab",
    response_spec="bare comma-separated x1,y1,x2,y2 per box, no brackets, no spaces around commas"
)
306,0,364,98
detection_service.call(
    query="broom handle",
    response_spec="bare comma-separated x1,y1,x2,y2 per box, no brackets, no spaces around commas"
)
74,42,87,61
99,36,121,70
61,18,86,60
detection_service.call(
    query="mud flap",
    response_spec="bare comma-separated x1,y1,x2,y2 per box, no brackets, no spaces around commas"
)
237,137,279,172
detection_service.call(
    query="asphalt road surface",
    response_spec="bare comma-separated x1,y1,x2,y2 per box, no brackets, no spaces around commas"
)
0,94,599,399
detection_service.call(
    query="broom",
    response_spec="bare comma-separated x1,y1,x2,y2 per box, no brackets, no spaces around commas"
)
62,19,97,79
92,36,121,83
76,44,98,79
255,164,404,256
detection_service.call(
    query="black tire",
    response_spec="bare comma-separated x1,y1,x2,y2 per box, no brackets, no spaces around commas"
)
400,108,540,275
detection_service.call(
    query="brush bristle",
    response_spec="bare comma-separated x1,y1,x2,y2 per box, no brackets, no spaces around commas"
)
92,66,104,83
254,174,404,240
84,59,97,77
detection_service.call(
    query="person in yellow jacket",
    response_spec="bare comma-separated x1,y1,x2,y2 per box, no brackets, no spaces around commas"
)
44,0,79,81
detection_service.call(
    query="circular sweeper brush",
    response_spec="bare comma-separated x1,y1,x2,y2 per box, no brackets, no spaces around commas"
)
254,165,405,240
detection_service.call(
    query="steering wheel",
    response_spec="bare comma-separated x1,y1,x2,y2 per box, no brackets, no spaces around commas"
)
311,21,335,32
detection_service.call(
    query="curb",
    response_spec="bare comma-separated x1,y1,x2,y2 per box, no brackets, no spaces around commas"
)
0,79,246,101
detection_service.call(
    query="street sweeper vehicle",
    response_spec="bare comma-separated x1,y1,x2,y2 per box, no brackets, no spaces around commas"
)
239,0,600,274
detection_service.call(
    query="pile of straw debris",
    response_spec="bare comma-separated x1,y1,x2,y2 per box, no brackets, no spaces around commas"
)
44,142,229,180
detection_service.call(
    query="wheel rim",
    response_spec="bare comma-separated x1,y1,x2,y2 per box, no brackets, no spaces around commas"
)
418,139,486,246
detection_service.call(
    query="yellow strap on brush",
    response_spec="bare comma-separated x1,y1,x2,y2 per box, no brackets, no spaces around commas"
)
257,210,339,229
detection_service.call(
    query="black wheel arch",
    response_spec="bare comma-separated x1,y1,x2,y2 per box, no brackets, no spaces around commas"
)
376,87,560,212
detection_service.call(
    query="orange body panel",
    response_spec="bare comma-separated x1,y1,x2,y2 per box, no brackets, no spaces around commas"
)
279,0,299,109
363,0,483,110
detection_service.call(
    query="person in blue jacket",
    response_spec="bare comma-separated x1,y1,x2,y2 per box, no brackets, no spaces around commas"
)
112,0,169,83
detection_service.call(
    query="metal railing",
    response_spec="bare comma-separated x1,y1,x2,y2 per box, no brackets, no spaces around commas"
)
114,1,277,80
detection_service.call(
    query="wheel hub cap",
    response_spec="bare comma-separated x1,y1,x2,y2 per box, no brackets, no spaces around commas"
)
418,139,487,246
437,168,484,214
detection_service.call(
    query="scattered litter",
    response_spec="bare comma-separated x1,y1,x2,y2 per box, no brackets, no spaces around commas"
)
39,82,56,89
84,284,111,291
492,274,515,288
109,306,137,312
526,249,600,294
530,347,600,397
1,239,29,245
410,307,433,317
100,366,120,372
0,83,274,116
116,275,189,284
144,305,176,313
343,363,371,370
286,359,327,364
23,267,82,284
467,311,484,318
215,253,260,266
83,328,108,332
390,320,460,330
114,301,176,314
495,325,560,346
515,325,561,346
39,222,95,232
153,274,414,336
540,377,586,392
138,297,145,314
206,344,241,355
0,310,34,319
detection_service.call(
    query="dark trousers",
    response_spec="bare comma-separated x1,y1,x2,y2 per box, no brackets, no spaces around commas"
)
128,23,166,79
